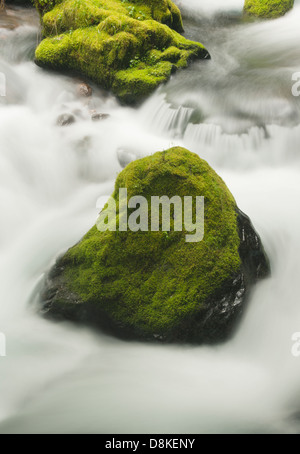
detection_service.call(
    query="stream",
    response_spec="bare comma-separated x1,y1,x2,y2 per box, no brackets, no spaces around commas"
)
0,0,300,434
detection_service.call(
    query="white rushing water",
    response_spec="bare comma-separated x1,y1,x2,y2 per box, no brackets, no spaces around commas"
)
0,1,300,434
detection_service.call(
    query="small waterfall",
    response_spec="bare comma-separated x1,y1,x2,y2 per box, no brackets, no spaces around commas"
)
140,93,194,138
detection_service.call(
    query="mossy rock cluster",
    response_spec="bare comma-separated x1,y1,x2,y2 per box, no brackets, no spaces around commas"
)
33,0,209,104
244,0,294,19
41,147,270,344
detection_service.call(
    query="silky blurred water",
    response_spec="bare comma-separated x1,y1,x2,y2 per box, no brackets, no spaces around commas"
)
0,2,300,434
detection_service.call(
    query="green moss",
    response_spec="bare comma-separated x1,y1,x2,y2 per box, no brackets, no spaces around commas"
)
57,147,241,338
34,0,209,103
113,61,174,104
244,0,294,19
38,0,184,34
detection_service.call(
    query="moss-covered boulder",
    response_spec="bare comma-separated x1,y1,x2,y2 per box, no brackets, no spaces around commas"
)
41,147,270,344
33,0,209,104
244,0,294,19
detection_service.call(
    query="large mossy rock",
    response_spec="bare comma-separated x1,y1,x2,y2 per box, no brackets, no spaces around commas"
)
41,147,270,344
33,0,209,104
244,0,294,19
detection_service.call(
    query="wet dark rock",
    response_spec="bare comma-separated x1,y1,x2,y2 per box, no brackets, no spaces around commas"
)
76,82,92,98
91,112,110,122
117,148,138,168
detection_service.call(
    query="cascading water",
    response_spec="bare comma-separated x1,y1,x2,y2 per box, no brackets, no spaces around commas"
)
0,1,300,434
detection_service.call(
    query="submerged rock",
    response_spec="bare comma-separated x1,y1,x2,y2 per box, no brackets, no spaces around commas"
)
56,113,76,126
33,0,209,104
244,0,294,19
117,148,139,168
90,111,110,122
76,82,92,98
41,147,270,344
